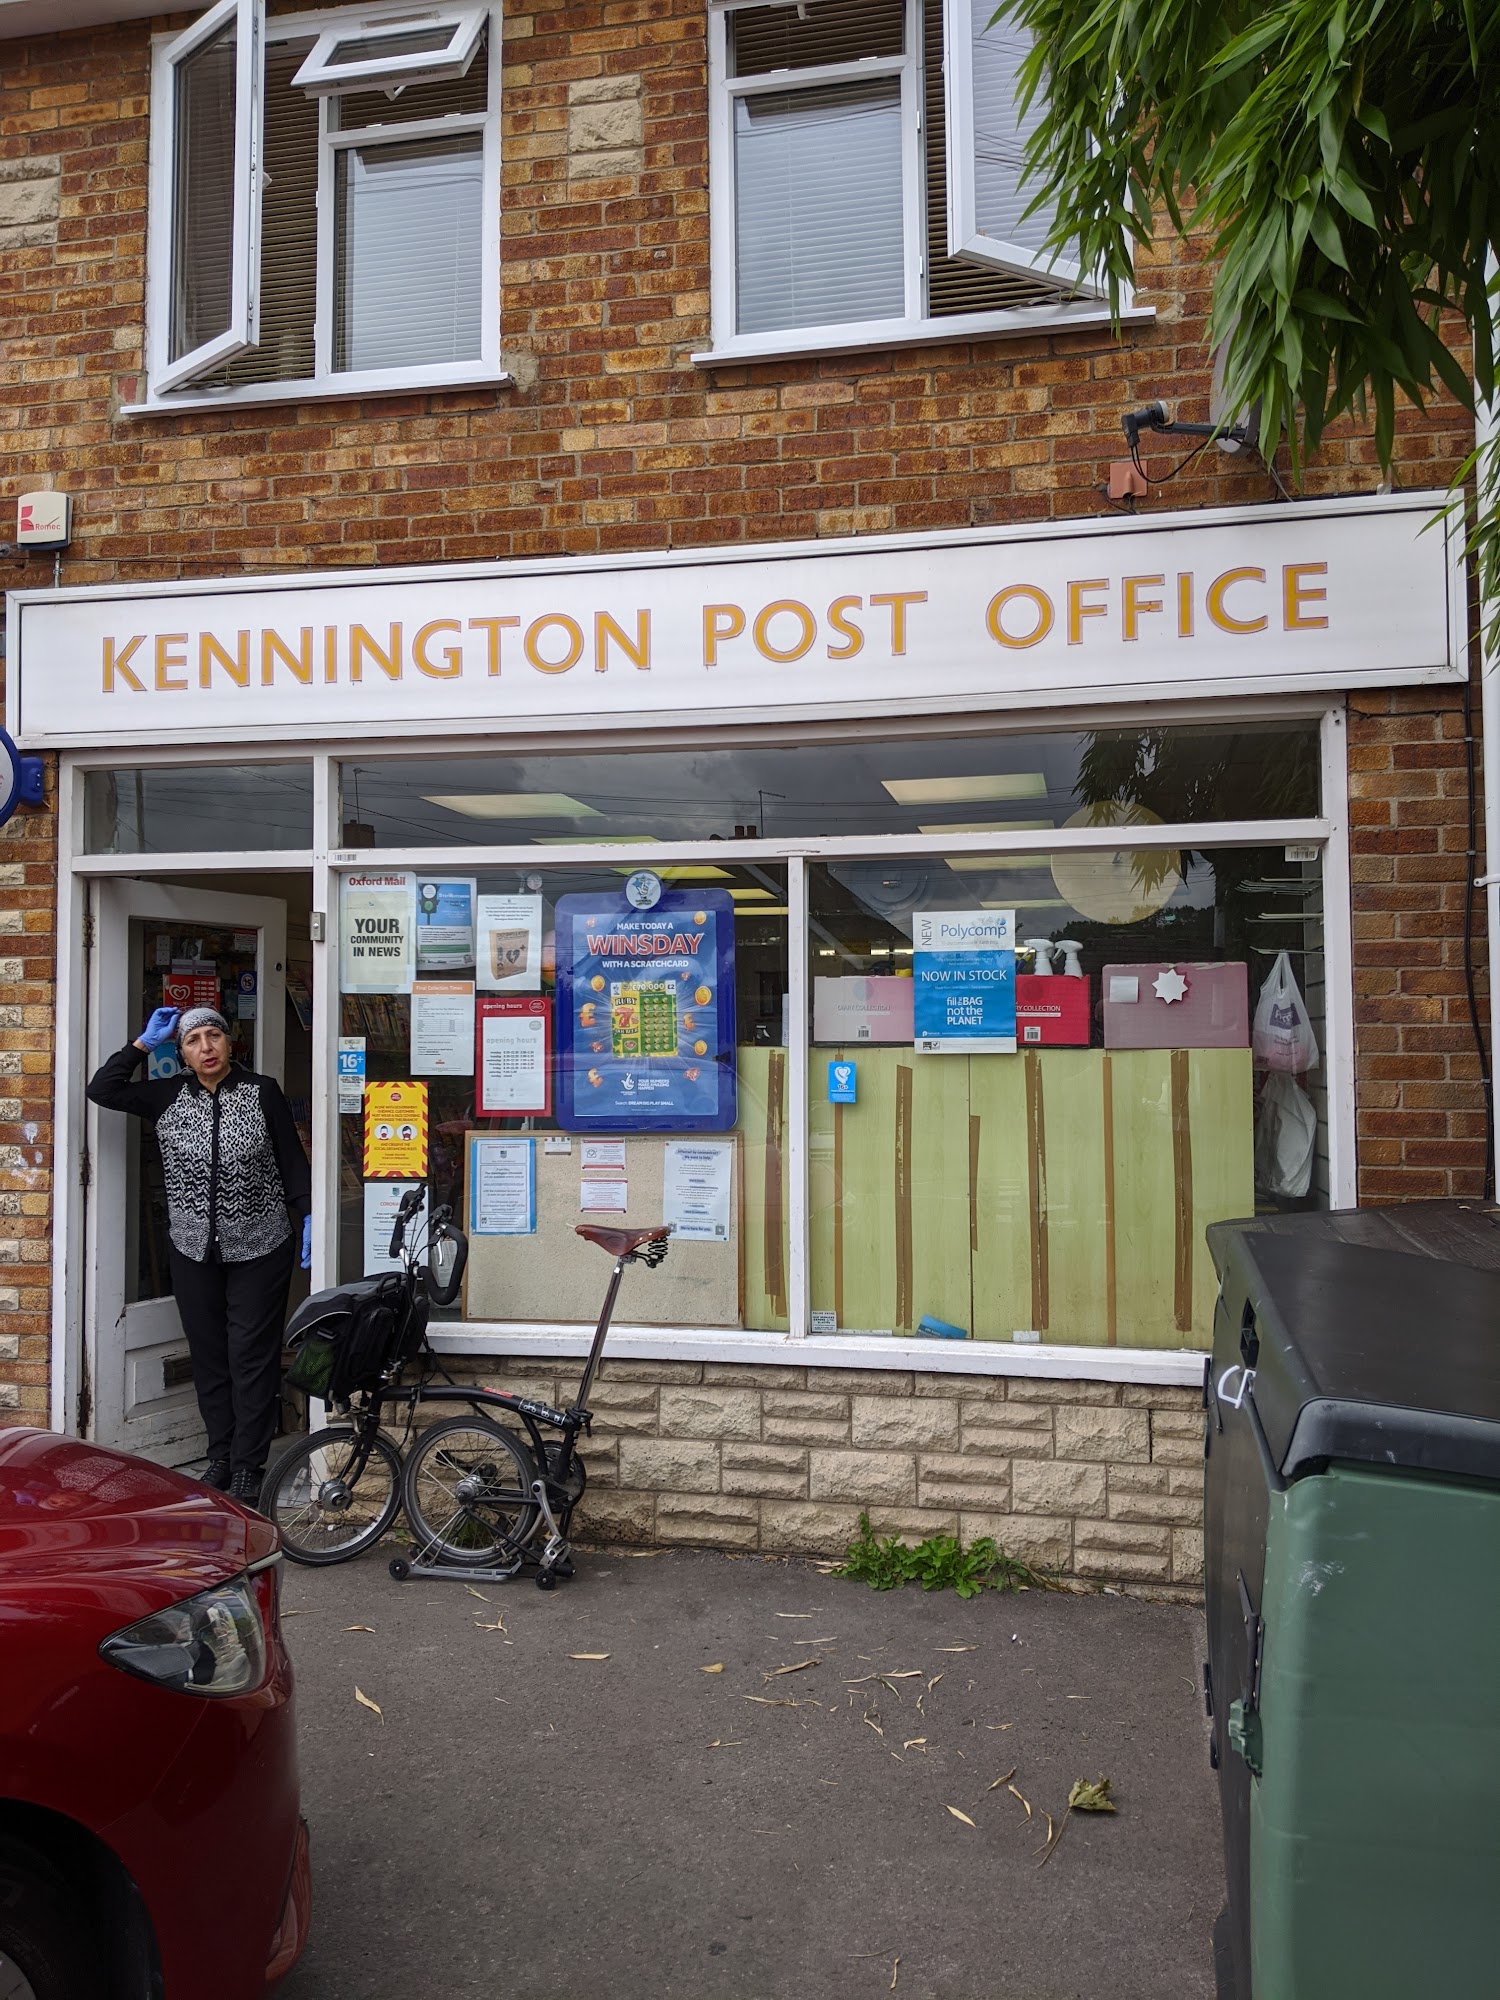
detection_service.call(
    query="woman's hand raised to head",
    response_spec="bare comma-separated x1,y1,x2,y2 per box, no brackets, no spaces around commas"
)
134,1007,181,1052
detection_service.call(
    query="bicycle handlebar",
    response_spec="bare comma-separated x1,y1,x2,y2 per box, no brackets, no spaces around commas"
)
389,1183,427,1258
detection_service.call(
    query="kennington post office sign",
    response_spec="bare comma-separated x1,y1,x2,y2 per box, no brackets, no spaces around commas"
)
7,493,1463,750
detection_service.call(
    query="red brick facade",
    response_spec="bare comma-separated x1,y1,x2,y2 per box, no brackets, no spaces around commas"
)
0,0,1489,1427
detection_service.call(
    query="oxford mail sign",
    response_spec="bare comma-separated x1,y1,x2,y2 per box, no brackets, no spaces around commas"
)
6,493,1463,750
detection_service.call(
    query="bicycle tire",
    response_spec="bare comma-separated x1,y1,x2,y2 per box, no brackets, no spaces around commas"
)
261,1425,403,1566
400,1415,541,1567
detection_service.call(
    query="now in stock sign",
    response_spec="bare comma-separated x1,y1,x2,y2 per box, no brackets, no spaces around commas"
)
912,909,1017,1055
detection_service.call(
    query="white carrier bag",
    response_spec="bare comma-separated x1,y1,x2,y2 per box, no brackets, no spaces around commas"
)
1251,950,1319,1073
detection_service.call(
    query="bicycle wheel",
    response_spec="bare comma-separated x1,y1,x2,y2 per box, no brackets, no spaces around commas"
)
400,1416,540,1567
261,1426,403,1566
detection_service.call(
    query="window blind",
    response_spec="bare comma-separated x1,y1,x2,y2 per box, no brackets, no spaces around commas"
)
333,44,489,129
334,132,485,371
729,0,904,78
734,79,906,335
223,41,319,386
965,0,1054,256
169,20,238,361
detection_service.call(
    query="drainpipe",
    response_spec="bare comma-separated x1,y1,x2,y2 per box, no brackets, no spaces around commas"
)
1474,389,1500,1199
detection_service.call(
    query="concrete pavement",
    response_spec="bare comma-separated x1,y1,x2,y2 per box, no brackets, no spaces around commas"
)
276,1547,1222,2000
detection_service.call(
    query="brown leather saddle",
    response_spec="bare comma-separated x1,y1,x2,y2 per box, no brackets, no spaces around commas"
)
574,1222,671,1257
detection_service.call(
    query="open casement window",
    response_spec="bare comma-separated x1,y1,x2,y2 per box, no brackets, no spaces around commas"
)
292,7,486,97
152,0,264,391
942,0,1100,293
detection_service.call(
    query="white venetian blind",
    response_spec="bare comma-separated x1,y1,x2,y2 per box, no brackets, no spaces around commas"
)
966,0,1053,257
169,19,238,361
334,133,485,371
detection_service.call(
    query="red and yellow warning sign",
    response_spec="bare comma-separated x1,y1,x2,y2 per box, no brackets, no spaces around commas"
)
363,1080,429,1179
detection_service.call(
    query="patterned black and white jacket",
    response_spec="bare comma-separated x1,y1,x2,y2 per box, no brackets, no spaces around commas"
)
87,1045,312,1265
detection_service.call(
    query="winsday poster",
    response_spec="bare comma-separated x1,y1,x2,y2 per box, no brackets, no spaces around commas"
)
554,888,737,1131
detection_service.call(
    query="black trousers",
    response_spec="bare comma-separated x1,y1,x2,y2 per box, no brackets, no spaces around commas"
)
169,1236,295,1475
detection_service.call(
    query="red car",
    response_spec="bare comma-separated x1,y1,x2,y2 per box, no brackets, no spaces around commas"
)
0,1429,309,1998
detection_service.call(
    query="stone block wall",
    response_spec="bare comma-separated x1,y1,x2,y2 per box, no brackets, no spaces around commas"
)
448,1356,1206,1596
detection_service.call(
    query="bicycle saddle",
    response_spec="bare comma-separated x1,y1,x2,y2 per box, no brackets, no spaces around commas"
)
575,1223,671,1257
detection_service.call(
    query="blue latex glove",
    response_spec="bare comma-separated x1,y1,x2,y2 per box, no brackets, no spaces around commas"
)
301,1214,313,1270
136,1007,180,1051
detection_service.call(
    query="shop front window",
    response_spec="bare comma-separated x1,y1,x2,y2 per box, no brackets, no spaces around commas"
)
337,862,790,1331
808,841,1326,1349
84,762,314,853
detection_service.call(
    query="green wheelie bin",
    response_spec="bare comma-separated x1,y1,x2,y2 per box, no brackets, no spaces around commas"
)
1204,1216,1500,2000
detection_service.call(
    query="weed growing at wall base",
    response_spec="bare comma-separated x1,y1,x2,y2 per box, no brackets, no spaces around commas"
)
835,1512,1051,1598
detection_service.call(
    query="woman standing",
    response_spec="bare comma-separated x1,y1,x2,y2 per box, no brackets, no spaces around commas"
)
87,1005,312,1504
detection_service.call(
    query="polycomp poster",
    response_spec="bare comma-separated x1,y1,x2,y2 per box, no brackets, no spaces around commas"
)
554,888,736,1131
911,908,1017,1054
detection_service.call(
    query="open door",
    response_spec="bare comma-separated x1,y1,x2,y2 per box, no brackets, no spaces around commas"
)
87,879,288,1463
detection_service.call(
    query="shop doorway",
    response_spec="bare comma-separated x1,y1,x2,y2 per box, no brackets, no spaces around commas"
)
85,874,312,1463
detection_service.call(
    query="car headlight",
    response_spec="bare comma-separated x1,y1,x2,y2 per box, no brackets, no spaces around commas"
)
100,1574,267,1697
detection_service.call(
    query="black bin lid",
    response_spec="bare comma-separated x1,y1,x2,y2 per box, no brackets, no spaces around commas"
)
1212,1227,1500,1484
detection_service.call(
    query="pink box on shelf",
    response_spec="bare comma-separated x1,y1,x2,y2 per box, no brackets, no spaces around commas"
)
1102,962,1249,1049
813,975,914,1044
1015,974,1091,1046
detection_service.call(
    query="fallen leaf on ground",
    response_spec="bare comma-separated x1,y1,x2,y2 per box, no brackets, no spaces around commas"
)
354,1688,383,1721
884,1671,923,1680
986,1767,1018,1791
1007,1783,1032,1818
926,1674,944,1692
945,1806,976,1827
863,1715,884,1736
774,1612,814,1619
891,1958,900,1991
625,1550,665,1559
475,1619,507,1632
742,1695,804,1707
1069,1776,1117,1812
706,1739,745,1749
902,1737,927,1750
985,1723,1014,1731
281,1609,307,1617
1066,1695,1090,1701
464,1586,489,1601
569,1652,610,1661
345,1625,375,1633
701,1663,725,1674
936,1645,976,1653
763,1658,820,1680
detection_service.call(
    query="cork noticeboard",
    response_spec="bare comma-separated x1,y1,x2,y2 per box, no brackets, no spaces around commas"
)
462,1131,742,1327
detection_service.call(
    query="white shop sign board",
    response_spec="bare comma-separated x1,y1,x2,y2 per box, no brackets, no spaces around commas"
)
7,493,1462,750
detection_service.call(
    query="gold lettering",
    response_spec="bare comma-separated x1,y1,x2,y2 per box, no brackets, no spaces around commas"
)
324,627,339,684
1283,562,1329,630
199,630,250,689
1122,575,1165,643
870,590,927,656
1177,572,1194,638
703,604,745,668
351,624,403,681
1207,568,1267,634
262,628,313,686
753,599,816,664
1066,580,1109,645
469,616,519,676
525,614,583,675
595,610,650,674
986,585,1053,650
413,619,463,679
155,633,188,691
102,636,147,693
826,595,864,660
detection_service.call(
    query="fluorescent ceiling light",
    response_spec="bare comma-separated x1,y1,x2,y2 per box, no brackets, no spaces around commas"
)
882,774,1048,806
728,888,776,900
917,819,1055,835
423,792,602,820
532,834,657,846
744,905,789,915
948,855,1051,873
611,864,733,881
983,897,1069,910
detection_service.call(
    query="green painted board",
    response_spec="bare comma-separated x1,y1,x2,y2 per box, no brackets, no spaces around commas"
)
1109,1050,1178,1346
737,1046,788,1332
1037,1051,1109,1342
1187,1047,1255,1342
906,1053,974,1334
967,1054,1032,1339
827,1047,901,1333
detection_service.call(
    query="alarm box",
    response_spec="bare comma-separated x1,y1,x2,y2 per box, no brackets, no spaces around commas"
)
16,491,70,548
1015,974,1091,1046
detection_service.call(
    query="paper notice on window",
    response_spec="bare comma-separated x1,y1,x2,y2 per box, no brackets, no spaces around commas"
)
414,877,477,973
581,1139,626,1172
476,894,544,992
470,1138,536,1236
341,870,416,994
579,1178,628,1213
410,980,476,1075
477,998,550,1114
662,1139,733,1243
363,1180,422,1274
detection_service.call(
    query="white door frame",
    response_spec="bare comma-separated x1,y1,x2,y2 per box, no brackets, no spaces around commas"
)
85,877,288,1461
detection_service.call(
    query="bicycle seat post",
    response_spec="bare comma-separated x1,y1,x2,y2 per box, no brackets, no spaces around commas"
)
573,1254,628,1417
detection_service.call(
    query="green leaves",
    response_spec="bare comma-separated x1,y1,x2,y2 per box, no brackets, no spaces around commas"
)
834,1514,1050,1598
1067,1776,1118,1812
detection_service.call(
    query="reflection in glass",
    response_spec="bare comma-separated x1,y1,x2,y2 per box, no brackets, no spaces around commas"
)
84,765,314,854
170,19,237,361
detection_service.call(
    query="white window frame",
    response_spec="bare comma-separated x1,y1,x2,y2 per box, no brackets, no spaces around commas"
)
701,0,1142,366
138,0,504,413
54,696,1351,1405
941,0,1101,294
292,6,487,97
149,0,265,394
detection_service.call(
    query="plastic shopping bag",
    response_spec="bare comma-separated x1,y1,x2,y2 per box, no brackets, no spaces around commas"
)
1251,950,1319,1072
1255,1071,1318,1201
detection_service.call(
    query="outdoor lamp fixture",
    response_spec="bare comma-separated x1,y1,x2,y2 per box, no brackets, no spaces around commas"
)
1122,401,1253,454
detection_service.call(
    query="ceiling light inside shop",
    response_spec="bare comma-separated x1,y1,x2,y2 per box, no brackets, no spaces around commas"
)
984,897,1069,910
882,774,1048,805
728,888,776,899
917,819,1055,835
747,905,790,915
611,864,733,882
532,834,658,845
948,855,1052,873
423,792,603,819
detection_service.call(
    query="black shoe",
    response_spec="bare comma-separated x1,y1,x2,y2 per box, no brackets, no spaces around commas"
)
229,1466,265,1507
201,1459,232,1491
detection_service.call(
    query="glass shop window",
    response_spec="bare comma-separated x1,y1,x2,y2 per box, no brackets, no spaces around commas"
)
807,840,1327,1350
84,763,314,853
338,720,1320,847
336,862,791,1331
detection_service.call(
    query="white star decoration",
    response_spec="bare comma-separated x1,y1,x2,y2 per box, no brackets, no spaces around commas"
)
1153,966,1189,1005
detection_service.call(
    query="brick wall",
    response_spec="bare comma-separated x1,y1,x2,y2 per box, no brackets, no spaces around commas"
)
448,1358,1206,1597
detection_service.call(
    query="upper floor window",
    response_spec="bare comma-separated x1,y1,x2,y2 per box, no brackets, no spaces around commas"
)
705,0,1111,358
143,0,499,406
